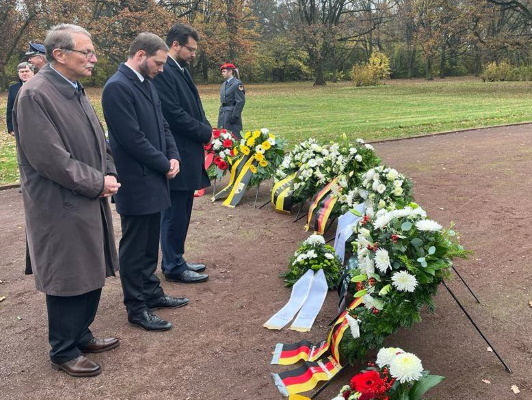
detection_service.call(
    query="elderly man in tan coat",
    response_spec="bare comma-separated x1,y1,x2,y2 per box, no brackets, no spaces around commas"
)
13,24,121,377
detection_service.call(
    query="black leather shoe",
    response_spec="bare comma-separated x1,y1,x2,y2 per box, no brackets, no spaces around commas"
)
187,263,206,273
165,269,209,283
51,355,101,377
79,337,120,353
128,310,172,331
147,295,189,310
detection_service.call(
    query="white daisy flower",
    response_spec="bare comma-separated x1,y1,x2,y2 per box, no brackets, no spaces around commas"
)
389,352,424,383
375,248,391,273
391,271,418,292
415,219,442,232
376,347,404,368
255,145,265,154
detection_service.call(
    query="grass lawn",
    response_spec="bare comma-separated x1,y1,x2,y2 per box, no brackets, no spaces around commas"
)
2,77,532,185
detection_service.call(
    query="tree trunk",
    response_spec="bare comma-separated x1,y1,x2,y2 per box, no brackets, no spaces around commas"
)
439,46,446,78
313,57,326,86
426,58,434,80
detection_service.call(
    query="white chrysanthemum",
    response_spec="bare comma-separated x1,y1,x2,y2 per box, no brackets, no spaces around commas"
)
358,255,375,275
365,169,376,181
364,143,374,150
389,352,424,383
260,128,269,134
391,271,418,292
325,252,335,260
357,234,371,248
372,179,381,191
374,212,393,229
304,234,325,246
349,147,358,155
307,159,318,168
391,207,413,219
356,138,365,144
415,219,443,232
345,314,360,339
376,183,386,194
213,141,223,150
355,154,362,162
255,145,265,154
306,250,317,259
376,347,404,368
375,248,391,273
411,207,427,218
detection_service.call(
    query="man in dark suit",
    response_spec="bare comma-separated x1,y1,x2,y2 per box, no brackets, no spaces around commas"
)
6,62,34,136
152,23,211,284
102,33,189,331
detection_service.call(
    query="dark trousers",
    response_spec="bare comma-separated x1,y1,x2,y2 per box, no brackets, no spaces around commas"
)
46,288,101,363
119,212,164,317
160,190,194,276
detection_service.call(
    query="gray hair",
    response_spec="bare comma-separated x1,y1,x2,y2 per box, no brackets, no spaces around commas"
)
128,33,168,58
44,24,91,63
17,62,34,72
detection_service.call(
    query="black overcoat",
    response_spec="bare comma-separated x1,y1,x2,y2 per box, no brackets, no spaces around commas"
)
102,63,180,216
152,57,211,191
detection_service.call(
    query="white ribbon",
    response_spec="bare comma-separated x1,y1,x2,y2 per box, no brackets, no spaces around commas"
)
289,269,328,332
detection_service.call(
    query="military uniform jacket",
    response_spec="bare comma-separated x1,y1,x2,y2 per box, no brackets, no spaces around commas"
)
217,77,245,137
13,65,119,296
152,57,212,191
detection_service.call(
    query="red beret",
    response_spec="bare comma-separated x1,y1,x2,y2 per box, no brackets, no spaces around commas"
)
220,63,236,70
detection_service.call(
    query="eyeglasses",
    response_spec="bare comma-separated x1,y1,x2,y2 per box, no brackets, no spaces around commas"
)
62,48,97,59
182,44,197,54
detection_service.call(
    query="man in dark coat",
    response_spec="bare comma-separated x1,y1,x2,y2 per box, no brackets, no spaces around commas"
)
217,62,245,138
14,24,120,378
152,23,211,284
102,33,189,332
6,62,34,135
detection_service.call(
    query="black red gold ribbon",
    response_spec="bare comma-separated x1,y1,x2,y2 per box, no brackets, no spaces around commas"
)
212,154,258,207
305,179,338,234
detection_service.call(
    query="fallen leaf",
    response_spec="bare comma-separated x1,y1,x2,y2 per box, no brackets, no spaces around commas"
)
16,316,22,320
0,296,6,302
482,379,491,384
487,347,493,352
511,385,520,394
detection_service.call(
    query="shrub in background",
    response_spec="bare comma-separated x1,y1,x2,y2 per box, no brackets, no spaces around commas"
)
351,51,391,86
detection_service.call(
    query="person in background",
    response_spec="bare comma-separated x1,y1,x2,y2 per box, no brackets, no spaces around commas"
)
102,33,189,332
25,42,47,71
6,62,34,136
217,62,245,139
13,24,120,378
152,23,211,284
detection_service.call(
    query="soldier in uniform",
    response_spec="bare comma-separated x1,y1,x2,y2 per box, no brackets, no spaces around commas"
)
217,62,245,139
25,42,47,71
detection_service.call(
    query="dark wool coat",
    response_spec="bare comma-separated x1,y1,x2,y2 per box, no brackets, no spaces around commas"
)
152,57,211,191
102,64,180,216
6,81,22,132
13,64,118,296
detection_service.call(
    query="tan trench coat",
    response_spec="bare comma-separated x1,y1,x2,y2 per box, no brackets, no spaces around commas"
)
13,65,119,296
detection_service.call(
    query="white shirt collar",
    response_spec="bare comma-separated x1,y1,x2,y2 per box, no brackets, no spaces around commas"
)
124,62,145,82
50,65,78,89
168,54,184,71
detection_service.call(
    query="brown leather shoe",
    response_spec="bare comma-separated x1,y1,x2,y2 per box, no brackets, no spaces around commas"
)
51,355,101,377
79,337,120,353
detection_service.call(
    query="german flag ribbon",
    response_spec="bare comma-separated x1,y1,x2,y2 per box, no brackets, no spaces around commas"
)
272,356,342,396
212,154,249,201
271,172,299,214
305,179,338,234
271,297,364,396
221,155,258,208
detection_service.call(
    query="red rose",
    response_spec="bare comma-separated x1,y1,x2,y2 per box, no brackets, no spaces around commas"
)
213,156,222,165
217,160,228,170
222,139,233,148
213,129,221,138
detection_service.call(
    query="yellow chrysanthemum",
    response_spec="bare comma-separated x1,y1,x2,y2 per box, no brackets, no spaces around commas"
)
244,131,252,139
250,165,257,174
240,145,250,155
268,134,276,140
246,138,256,147
261,141,271,150
255,152,265,161
259,159,269,167
252,130,261,139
